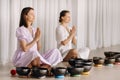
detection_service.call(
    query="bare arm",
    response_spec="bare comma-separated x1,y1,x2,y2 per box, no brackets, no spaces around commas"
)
72,36,77,45
20,39,37,52
61,26,76,45
37,40,41,51
20,28,40,52
61,34,74,45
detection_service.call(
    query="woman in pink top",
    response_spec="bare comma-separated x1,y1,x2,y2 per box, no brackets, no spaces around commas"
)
12,7,63,68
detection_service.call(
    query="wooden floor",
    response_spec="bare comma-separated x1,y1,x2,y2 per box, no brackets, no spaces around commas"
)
1,45,120,80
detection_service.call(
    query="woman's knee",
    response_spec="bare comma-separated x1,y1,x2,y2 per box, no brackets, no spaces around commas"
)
68,49,78,58
32,61,37,66
36,57,40,60
70,49,78,55
32,57,39,66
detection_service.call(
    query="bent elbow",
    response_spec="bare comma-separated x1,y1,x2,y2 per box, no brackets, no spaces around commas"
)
61,41,66,46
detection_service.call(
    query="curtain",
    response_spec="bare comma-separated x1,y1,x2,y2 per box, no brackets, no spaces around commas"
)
0,0,120,65
86,0,120,49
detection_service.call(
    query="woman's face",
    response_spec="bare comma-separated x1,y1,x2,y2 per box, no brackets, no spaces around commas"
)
25,9,35,23
62,12,71,23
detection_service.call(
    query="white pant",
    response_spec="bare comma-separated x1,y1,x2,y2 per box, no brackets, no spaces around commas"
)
61,47,90,59
77,47,90,59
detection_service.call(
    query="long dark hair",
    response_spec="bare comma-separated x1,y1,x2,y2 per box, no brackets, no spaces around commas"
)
19,7,34,27
59,10,70,23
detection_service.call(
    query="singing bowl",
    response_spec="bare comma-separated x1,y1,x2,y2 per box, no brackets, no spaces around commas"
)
16,67,31,76
104,52,115,58
68,58,83,67
31,67,48,78
67,66,84,76
115,57,120,62
104,57,115,64
83,59,93,66
83,64,92,72
93,57,104,65
51,67,67,76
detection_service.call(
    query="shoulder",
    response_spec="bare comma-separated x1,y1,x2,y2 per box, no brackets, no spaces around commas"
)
16,26,26,32
16,26,27,36
56,25,64,31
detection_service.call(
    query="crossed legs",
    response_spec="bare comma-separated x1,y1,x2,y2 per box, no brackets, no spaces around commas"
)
63,49,78,61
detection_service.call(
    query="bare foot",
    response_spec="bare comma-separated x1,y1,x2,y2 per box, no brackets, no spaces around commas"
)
40,64,53,76
40,64,51,69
